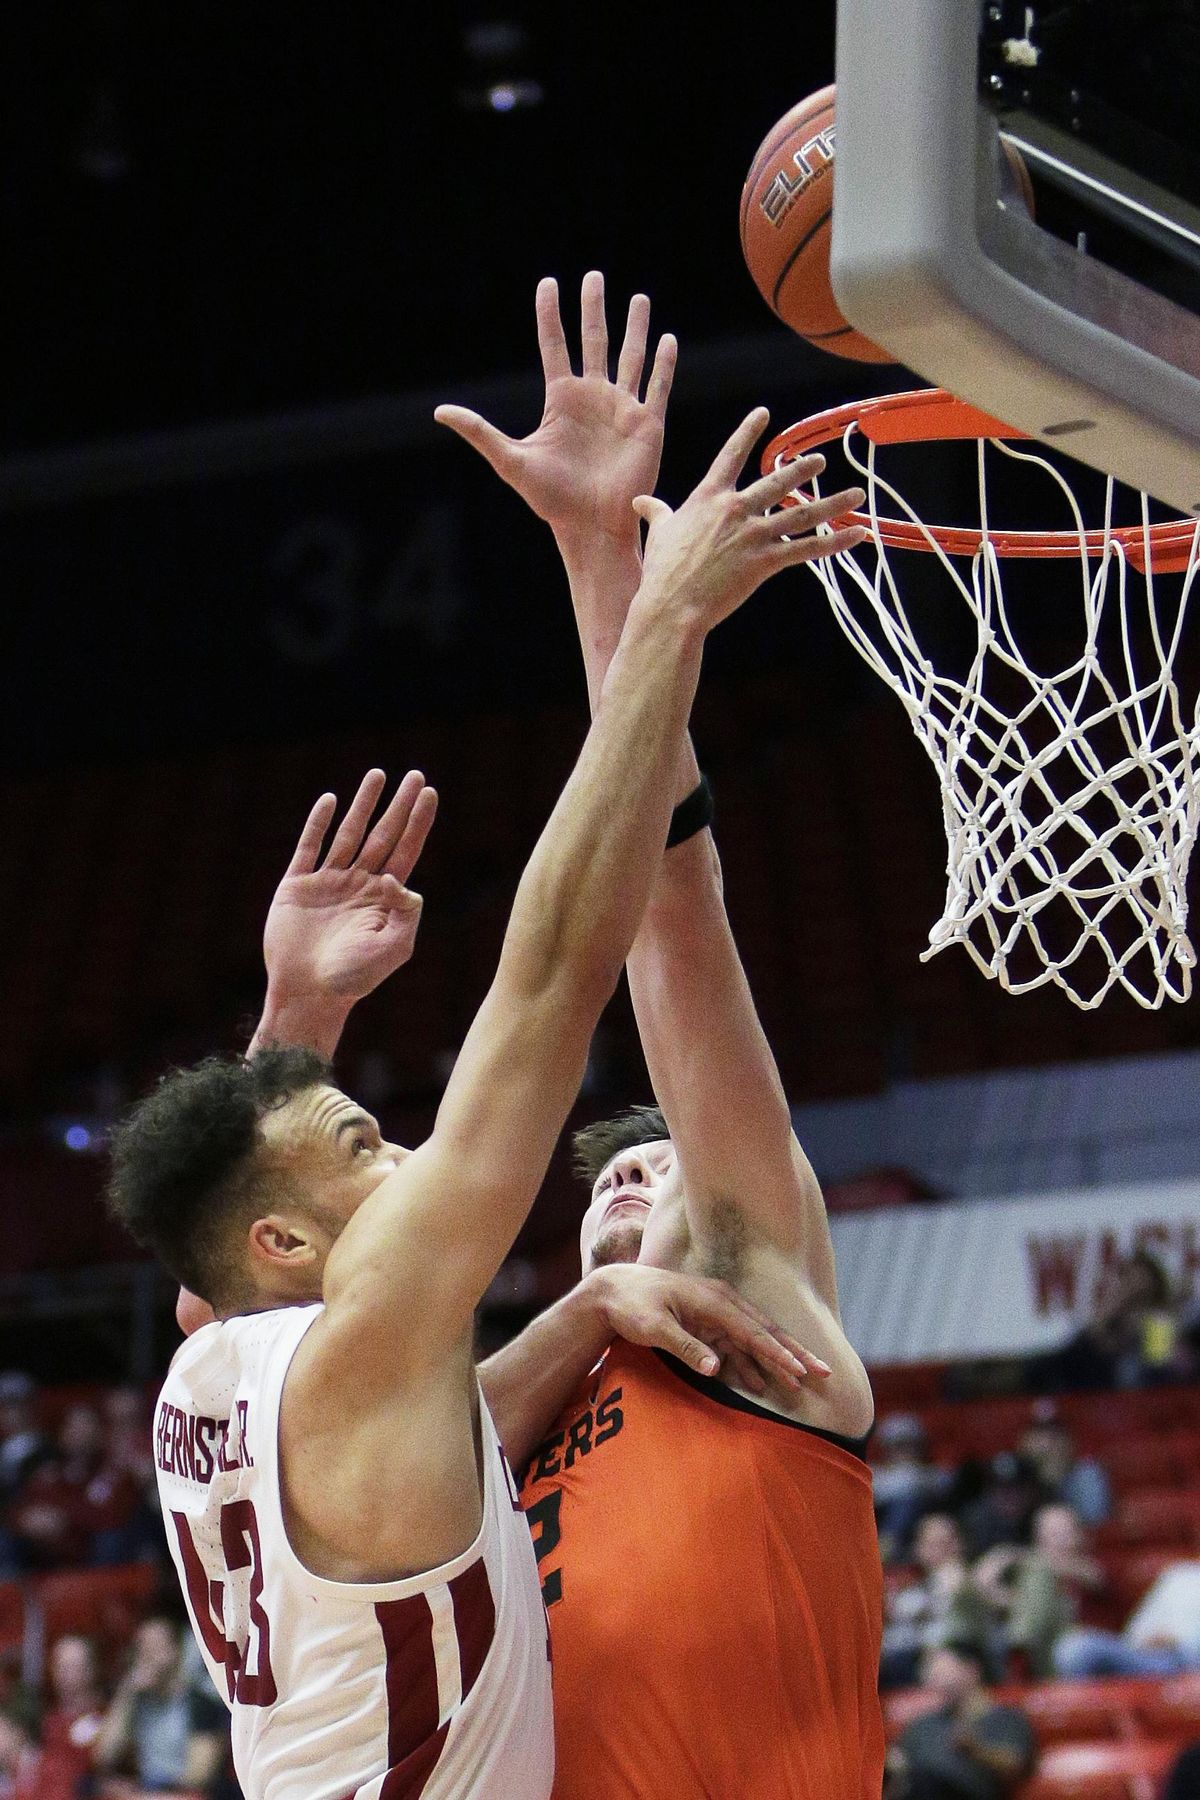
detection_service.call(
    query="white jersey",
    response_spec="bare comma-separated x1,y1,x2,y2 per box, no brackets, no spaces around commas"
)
155,1304,553,1800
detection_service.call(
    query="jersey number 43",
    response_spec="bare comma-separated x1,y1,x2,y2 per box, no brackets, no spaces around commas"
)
171,1501,278,1706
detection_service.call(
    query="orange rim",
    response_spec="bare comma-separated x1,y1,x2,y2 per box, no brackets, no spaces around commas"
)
764,388,1200,576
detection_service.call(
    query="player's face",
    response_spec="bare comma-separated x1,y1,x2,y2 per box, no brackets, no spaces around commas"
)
579,1139,678,1271
258,1084,409,1256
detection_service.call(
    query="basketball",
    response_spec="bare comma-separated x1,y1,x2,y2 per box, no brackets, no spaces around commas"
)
739,86,891,363
740,87,1034,363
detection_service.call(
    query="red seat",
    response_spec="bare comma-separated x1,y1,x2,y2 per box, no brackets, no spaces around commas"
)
1020,1738,1177,1800
1099,1547,1186,1615
0,1582,24,1659
881,1685,941,1740
1135,1671,1200,1739
1105,1434,1190,1493
1110,1488,1200,1548
999,1678,1143,1746
35,1563,158,1655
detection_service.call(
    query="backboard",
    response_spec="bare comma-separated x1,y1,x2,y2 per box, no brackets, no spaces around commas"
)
830,0,1200,514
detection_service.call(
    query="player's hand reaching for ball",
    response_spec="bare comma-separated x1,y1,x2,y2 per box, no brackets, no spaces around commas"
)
631,409,867,634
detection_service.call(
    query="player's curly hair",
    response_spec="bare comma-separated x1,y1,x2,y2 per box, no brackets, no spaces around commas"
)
571,1104,670,1186
105,1047,331,1305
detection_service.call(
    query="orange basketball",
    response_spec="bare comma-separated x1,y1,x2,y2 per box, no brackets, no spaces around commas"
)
739,85,893,363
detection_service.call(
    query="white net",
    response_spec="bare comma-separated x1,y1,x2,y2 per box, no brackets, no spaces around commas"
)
786,425,1200,1009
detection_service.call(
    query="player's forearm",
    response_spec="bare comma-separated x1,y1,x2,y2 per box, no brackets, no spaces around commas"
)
497,591,705,1007
247,988,353,1060
560,533,700,804
478,1271,615,1469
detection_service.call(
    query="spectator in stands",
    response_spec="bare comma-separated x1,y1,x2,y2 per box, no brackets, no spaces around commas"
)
0,1702,79,1800
959,1453,1043,1558
41,1635,105,1792
1017,1404,1111,1525
1053,1556,1200,1678
0,1375,49,1502
881,1515,993,1689
93,1613,226,1797
8,1404,142,1570
1030,1250,1182,1393
973,1503,1109,1678
874,1414,952,1563
886,1642,1037,1800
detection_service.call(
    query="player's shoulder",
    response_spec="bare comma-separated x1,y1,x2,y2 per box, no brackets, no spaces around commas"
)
163,1303,323,1402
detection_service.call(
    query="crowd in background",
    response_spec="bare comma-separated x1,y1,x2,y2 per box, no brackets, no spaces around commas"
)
0,1250,1194,1795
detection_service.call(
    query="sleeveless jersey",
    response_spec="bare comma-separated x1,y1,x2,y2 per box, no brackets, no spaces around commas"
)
155,1304,553,1800
518,1339,884,1799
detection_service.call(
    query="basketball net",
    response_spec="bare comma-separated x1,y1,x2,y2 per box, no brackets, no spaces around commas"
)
768,392,1200,1010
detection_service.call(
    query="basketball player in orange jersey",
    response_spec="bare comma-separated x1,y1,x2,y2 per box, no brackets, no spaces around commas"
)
437,271,885,1798
110,335,866,1800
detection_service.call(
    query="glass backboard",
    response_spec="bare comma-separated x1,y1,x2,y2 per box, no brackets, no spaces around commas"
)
830,0,1200,514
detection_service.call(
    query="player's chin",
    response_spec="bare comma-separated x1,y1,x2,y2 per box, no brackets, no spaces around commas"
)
588,1218,646,1268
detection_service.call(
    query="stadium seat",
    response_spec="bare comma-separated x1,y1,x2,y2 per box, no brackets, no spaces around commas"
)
34,1563,159,1654
1003,1678,1144,1746
1019,1737,1178,1800
1110,1488,1200,1547
0,1583,25,1660
1134,1671,1200,1740
881,1685,941,1739
1099,1546,1187,1615
1105,1433,1190,1493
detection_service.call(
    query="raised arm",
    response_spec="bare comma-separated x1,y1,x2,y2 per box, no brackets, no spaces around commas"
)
438,272,861,1309
315,403,858,1380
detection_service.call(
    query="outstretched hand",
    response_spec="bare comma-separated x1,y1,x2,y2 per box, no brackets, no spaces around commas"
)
435,271,676,546
631,410,868,633
262,769,438,1006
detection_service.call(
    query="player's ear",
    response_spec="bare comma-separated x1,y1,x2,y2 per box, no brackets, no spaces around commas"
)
247,1214,320,1274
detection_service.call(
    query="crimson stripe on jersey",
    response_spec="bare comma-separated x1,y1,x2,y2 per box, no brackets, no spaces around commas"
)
449,1559,496,1699
374,1593,441,1771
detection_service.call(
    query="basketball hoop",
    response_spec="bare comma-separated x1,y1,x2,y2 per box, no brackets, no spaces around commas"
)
766,388,1200,1009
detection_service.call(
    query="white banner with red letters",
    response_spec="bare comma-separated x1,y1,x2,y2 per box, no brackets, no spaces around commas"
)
827,1179,1200,1365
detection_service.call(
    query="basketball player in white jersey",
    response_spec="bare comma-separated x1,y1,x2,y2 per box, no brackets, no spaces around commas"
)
107,300,865,1800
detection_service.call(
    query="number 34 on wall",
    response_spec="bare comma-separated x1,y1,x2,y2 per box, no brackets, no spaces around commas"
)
171,1502,277,1707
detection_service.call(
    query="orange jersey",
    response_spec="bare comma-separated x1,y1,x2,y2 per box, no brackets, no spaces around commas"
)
519,1340,884,1800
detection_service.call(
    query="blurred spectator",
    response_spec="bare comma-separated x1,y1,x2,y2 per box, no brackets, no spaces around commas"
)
973,1503,1109,1679
1030,1250,1184,1393
0,1376,50,1502
8,1405,143,1570
887,1642,1037,1800
0,1703,80,1800
41,1635,105,1791
881,1515,993,1690
93,1614,226,1797
1053,1556,1200,1678
958,1454,1042,1558
874,1415,952,1563
1017,1405,1111,1526
103,1390,155,1491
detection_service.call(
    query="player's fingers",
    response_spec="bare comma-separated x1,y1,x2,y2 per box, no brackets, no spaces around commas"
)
385,784,439,884
433,407,520,481
772,523,869,571
668,1329,722,1378
358,770,425,872
760,486,865,540
701,407,771,492
742,452,840,514
283,792,338,876
644,332,677,418
724,1349,768,1396
323,769,387,869
580,269,609,378
536,276,573,382
615,292,651,393
632,494,673,528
